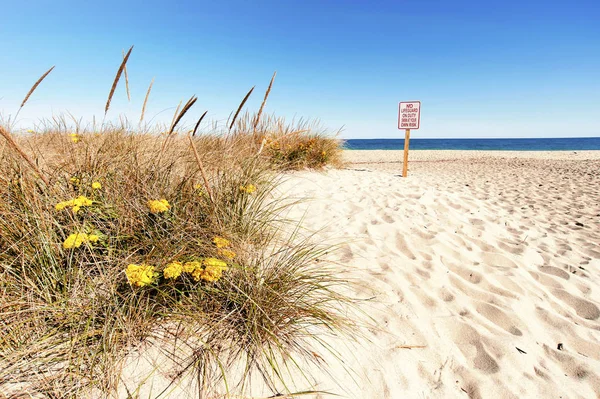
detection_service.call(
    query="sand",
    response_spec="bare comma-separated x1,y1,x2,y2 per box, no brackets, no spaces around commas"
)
271,150,600,399
116,150,600,398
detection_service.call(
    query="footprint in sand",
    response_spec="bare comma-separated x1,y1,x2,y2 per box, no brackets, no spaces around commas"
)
538,265,570,280
439,287,455,302
443,320,500,374
552,289,600,320
395,232,417,260
475,301,523,336
480,252,519,269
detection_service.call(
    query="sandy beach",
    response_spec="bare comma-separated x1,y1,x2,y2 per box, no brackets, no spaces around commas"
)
114,149,600,398
272,150,600,399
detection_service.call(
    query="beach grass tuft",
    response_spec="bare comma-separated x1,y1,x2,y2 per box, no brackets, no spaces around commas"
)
0,52,354,398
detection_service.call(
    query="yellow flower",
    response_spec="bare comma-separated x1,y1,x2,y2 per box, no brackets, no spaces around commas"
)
69,177,80,185
194,184,202,190
218,248,236,259
56,196,92,213
191,268,204,281
73,196,93,207
200,258,228,282
91,182,102,189
147,199,171,214
201,258,228,282
55,200,74,211
27,129,35,133
88,234,99,243
239,184,256,194
70,133,80,143
164,261,183,279
203,257,228,269
125,264,157,287
63,233,91,249
213,236,230,249
183,261,202,274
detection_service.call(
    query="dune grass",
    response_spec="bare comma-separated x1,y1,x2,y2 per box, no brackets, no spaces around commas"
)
0,51,354,398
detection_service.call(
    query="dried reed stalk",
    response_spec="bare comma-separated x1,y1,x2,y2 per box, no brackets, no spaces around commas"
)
187,134,214,202
139,78,154,123
192,110,208,137
105,45,133,115
169,96,197,135
229,86,255,130
169,100,182,133
20,66,55,108
253,71,276,131
157,96,198,163
122,49,131,102
0,126,49,186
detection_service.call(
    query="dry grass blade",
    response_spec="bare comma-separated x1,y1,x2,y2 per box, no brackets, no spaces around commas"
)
169,96,197,135
192,110,208,137
229,86,255,130
0,126,49,186
105,45,133,115
187,134,214,202
140,77,155,123
157,96,197,163
170,100,182,133
253,71,276,131
122,49,131,102
20,66,55,108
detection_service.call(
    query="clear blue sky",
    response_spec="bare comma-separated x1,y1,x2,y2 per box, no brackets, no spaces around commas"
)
1,0,599,138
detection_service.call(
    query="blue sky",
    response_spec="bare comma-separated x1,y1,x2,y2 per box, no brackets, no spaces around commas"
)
1,0,599,138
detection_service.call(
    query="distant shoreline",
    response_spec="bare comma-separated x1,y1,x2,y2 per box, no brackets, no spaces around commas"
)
342,137,600,151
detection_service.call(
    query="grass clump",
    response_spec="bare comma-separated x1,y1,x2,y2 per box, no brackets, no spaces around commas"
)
0,52,355,398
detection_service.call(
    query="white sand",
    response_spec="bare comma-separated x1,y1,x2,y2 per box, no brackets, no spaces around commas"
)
115,150,600,398
270,150,600,399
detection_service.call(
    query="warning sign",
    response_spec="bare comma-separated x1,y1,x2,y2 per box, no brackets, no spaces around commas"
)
398,101,421,130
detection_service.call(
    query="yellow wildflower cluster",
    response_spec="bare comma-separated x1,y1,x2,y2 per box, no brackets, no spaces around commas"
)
163,261,183,279
188,258,229,282
63,232,99,249
162,258,229,282
213,236,236,259
70,177,80,185
239,184,256,194
213,236,230,248
147,199,171,214
55,196,93,213
91,181,102,189
70,133,80,143
126,264,158,287
218,249,236,259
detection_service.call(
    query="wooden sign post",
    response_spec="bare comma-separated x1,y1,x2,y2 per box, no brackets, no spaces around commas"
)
402,129,410,177
398,101,421,177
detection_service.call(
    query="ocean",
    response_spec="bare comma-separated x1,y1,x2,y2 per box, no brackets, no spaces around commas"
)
343,137,600,151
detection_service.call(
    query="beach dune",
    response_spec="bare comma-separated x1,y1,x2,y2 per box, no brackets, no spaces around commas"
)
273,150,600,399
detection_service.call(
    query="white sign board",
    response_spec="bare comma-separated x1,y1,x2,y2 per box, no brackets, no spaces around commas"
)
398,101,421,130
